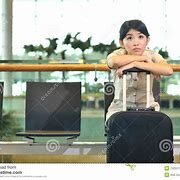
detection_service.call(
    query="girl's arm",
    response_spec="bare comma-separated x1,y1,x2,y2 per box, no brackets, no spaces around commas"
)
117,61,173,77
107,54,151,69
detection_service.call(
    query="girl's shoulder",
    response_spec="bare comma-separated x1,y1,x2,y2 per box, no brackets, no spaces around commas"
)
144,49,157,55
108,48,127,57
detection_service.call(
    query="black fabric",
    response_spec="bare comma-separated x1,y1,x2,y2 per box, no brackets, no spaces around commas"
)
0,82,4,122
106,111,174,163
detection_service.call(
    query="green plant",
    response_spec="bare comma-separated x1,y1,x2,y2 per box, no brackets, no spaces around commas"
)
23,38,59,58
0,110,21,140
23,38,59,81
158,48,169,59
92,40,118,55
63,32,92,61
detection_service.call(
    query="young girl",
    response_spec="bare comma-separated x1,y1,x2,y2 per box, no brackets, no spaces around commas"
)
106,19,173,124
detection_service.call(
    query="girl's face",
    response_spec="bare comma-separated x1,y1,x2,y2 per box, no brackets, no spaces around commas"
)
120,29,149,55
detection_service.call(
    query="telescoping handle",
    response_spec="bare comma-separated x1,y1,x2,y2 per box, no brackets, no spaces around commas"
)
122,68,150,111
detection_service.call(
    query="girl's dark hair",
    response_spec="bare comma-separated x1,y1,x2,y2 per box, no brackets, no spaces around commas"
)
119,19,150,40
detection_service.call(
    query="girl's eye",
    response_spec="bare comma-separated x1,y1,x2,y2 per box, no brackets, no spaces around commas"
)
139,35,145,39
126,36,132,40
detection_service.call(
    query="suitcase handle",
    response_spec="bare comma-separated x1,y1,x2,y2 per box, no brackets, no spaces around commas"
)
127,106,155,111
123,67,150,74
122,68,151,111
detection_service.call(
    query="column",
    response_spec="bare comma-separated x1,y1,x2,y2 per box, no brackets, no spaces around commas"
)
1,0,13,96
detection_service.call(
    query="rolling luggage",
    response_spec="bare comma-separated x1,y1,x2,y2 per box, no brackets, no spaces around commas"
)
106,68,173,163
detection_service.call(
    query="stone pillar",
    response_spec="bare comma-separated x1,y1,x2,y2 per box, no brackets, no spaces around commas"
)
1,0,13,96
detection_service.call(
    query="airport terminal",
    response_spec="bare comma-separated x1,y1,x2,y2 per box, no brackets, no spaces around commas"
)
0,0,180,165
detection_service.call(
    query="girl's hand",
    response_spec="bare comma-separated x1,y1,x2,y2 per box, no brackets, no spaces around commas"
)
116,62,135,78
142,51,153,63
143,56,153,63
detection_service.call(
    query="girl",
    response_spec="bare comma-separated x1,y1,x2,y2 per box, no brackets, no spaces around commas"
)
106,19,173,124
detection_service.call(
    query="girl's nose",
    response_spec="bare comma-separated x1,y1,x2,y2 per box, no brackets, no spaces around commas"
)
133,39,139,46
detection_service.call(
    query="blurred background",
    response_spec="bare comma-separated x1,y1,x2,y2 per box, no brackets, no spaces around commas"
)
0,0,180,142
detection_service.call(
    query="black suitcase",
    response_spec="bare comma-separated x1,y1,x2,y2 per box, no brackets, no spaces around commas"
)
106,68,173,163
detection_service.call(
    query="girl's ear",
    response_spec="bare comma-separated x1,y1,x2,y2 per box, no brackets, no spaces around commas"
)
119,40,124,48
